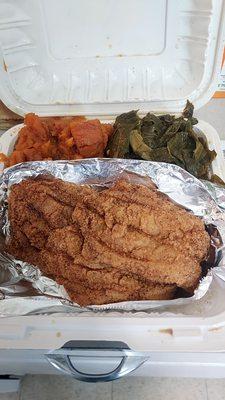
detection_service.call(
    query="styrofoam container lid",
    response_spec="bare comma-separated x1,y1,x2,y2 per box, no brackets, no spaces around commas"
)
0,0,224,117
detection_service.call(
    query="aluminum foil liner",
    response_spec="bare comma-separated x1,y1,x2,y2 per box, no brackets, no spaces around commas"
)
0,158,224,316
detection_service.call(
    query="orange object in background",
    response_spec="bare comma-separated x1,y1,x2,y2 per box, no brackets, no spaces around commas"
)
213,47,225,98
0,114,113,167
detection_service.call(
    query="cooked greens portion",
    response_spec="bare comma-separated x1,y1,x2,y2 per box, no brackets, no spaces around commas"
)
106,101,218,182
107,110,140,158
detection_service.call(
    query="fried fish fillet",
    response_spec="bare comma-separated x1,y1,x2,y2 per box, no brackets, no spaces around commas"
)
72,180,210,290
56,277,177,305
8,222,176,305
6,176,210,305
39,247,177,305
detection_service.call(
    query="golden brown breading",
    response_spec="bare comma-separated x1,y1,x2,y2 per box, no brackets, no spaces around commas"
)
72,181,210,289
8,242,177,306
79,180,209,260
57,277,177,306
6,176,210,305
46,226,83,258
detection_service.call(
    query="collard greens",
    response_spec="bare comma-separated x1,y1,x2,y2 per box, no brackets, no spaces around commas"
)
106,101,219,183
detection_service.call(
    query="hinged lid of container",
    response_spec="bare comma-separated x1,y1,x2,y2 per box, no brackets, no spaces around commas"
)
0,0,224,117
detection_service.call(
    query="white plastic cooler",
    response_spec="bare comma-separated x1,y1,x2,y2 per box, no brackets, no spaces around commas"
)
0,0,225,387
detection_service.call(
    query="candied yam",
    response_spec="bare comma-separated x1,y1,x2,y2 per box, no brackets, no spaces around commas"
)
65,138,74,148
40,141,58,158
33,142,43,150
0,152,9,166
70,118,102,133
24,113,49,141
14,127,28,143
24,113,37,126
23,148,43,161
9,151,26,166
71,116,86,123
16,135,35,150
41,141,54,157
101,124,113,146
43,116,86,136
71,119,105,157
71,153,84,160
59,126,72,141
57,143,74,159
2,114,110,167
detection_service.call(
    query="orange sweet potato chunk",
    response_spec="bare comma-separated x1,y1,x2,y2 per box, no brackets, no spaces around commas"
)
9,151,26,166
3,114,113,167
70,119,105,157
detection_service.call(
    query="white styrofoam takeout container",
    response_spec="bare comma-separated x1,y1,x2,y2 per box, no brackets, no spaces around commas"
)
0,0,225,382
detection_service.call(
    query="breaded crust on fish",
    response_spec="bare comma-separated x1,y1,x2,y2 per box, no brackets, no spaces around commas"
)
6,176,210,305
